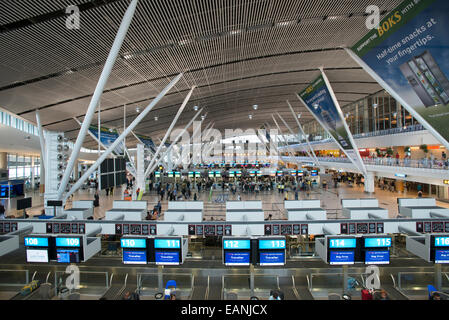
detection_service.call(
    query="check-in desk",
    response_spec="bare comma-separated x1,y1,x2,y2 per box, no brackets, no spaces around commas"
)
226,201,264,222
63,200,94,220
164,201,203,222
105,200,147,221
398,198,449,219
285,200,326,220
341,198,388,220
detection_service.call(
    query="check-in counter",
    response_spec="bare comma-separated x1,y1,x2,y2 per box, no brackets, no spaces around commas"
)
398,198,449,219
285,200,326,220
0,235,19,257
63,200,94,220
226,201,264,222
105,200,148,221
164,201,203,222
341,198,388,220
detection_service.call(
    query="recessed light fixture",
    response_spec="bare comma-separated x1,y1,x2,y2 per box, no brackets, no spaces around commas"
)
154,116,158,121
313,104,319,109
373,103,378,108
275,20,295,27
297,113,301,119
249,114,253,120
136,107,140,113
253,104,258,110
193,105,199,111
201,115,206,120
229,29,242,36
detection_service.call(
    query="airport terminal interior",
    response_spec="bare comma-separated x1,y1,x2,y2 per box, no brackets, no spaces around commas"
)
1,0,449,302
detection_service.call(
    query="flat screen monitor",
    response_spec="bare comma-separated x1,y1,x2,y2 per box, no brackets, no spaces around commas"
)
154,238,180,249
123,250,147,265
434,236,449,247
155,251,180,265
259,251,285,266
47,200,63,207
24,237,49,247
57,249,80,263
223,239,250,249
259,239,286,249
17,197,32,210
329,250,355,265
121,238,146,248
26,249,49,263
435,250,449,264
365,250,390,265
224,251,250,266
55,237,81,247
329,238,356,249
364,237,392,248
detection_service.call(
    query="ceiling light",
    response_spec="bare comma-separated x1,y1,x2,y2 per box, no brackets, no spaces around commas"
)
193,105,199,111
154,116,158,121
313,104,319,109
123,53,134,60
275,20,295,27
249,114,253,120
373,103,378,108
201,115,206,120
297,113,301,119
136,107,140,113
178,39,192,46
253,104,258,110
229,29,242,36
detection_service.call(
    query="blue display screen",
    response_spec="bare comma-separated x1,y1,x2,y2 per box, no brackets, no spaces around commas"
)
154,239,180,249
329,238,356,248
329,250,355,265
123,250,147,264
224,252,250,265
223,239,251,249
365,250,390,265
259,252,285,265
120,238,146,248
57,249,80,263
364,238,392,248
55,237,81,247
434,237,449,247
435,250,449,264
24,237,48,247
155,251,180,265
259,239,286,250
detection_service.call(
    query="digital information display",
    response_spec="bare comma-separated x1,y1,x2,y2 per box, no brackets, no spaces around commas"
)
57,249,80,263
123,250,147,264
364,237,392,248
55,237,80,247
435,250,449,264
434,236,449,247
24,237,48,247
365,250,390,265
120,238,146,248
329,250,355,265
224,252,250,266
329,238,356,249
155,251,180,265
258,239,286,250
26,249,49,263
259,252,285,266
223,239,250,249
154,239,180,249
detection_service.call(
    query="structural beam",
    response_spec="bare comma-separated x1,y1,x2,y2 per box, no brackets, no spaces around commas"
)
271,114,297,164
143,86,196,177
58,0,139,199
35,110,47,171
63,73,183,201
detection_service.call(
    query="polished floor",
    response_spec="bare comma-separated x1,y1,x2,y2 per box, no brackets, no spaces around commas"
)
3,180,449,220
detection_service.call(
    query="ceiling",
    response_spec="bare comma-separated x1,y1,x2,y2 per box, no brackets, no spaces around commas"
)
0,0,402,150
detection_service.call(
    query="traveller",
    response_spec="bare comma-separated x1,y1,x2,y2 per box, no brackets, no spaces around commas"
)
430,292,441,300
194,193,198,201
269,290,281,300
0,204,5,219
93,190,100,215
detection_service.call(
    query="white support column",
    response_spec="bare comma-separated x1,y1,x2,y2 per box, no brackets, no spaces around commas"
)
136,143,145,192
146,109,203,177
364,171,375,194
143,86,196,177
35,111,47,171
271,114,297,164
63,73,183,201
58,0,139,199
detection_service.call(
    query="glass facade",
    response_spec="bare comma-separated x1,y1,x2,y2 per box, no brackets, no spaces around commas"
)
7,154,40,180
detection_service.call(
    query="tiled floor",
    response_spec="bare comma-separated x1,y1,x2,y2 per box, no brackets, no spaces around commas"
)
4,182,449,220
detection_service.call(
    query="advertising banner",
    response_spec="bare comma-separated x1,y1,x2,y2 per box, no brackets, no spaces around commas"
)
349,0,449,149
134,133,156,153
298,73,367,174
88,125,124,156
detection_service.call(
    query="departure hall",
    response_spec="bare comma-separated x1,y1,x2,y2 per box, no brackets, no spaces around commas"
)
0,0,449,309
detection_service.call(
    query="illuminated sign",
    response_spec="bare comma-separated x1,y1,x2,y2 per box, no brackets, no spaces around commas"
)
55,237,80,247
395,173,407,178
223,239,250,249
258,239,286,249
120,238,147,248
329,238,356,248
434,236,449,247
154,238,180,249
365,250,390,265
329,250,354,265
24,237,49,247
364,237,392,248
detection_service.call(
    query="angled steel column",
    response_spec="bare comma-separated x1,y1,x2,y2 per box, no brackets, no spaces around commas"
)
286,100,321,166
174,118,206,168
35,110,47,171
276,112,317,166
146,109,203,177
271,114,297,163
63,73,183,201
58,0,139,199
143,86,195,175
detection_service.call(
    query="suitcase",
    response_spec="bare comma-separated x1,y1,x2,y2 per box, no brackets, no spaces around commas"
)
361,289,373,300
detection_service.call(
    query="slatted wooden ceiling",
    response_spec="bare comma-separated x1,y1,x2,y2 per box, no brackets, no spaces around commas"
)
0,0,402,149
